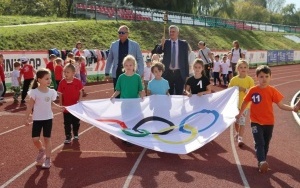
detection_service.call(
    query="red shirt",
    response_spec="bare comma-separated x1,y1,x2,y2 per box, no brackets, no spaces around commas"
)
46,62,54,72
58,78,83,113
20,64,34,80
54,65,63,81
0,64,4,81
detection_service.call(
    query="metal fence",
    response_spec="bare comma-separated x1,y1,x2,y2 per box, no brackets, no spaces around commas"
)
73,1,300,34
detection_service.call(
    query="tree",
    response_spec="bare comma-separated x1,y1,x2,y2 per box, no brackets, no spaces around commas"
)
266,0,285,13
234,1,270,22
210,0,236,18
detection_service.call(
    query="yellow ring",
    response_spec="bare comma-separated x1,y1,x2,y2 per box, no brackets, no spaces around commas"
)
153,125,198,144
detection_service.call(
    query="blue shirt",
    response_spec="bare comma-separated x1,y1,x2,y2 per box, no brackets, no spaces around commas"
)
148,78,170,95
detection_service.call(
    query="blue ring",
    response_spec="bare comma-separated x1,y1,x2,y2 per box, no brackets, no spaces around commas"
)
179,109,219,133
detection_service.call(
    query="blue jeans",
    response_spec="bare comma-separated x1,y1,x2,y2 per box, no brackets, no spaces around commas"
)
251,122,274,162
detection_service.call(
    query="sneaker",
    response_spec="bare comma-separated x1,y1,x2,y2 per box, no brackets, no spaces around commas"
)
64,139,72,144
36,149,46,165
73,136,79,140
259,161,269,173
42,158,51,169
238,137,244,147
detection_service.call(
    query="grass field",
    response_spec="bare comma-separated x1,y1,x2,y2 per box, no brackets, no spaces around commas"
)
0,16,300,51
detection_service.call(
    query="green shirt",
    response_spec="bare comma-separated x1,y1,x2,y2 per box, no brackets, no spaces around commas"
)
115,73,143,98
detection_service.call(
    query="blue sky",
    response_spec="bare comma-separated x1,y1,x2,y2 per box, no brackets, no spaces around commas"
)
285,0,300,9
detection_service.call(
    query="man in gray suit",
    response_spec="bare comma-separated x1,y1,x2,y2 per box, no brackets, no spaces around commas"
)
105,25,144,90
157,25,189,95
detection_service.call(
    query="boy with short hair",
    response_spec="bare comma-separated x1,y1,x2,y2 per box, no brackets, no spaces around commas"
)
143,57,153,96
20,57,36,103
236,65,297,173
46,54,57,90
11,61,22,103
147,62,170,95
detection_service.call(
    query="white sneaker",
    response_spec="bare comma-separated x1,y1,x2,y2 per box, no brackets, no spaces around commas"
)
42,158,51,169
259,161,269,173
36,150,46,165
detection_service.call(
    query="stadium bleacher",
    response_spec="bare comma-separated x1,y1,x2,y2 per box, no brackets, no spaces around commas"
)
74,3,300,33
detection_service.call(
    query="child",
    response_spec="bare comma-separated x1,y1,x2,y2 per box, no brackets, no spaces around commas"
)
0,53,5,101
24,68,58,168
143,57,153,96
65,52,74,65
147,62,170,95
228,59,254,147
54,58,64,90
79,56,87,96
110,55,144,99
212,54,222,86
236,65,297,173
74,56,81,80
220,55,229,86
11,62,22,102
151,53,160,62
0,77,3,103
184,59,211,97
20,57,36,103
46,54,57,90
58,63,83,144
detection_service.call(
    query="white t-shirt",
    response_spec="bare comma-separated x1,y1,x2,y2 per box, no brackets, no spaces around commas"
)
198,47,211,64
221,61,230,74
144,66,154,81
74,61,81,75
231,48,243,64
213,60,221,72
11,70,20,87
28,88,57,120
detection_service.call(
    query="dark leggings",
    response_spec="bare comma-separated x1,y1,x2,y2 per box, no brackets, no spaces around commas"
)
213,72,221,85
251,122,274,162
21,78,34,101
63,113,80,139
1,81,6,97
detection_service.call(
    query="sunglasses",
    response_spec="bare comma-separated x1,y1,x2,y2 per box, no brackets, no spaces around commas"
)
118,31,128,35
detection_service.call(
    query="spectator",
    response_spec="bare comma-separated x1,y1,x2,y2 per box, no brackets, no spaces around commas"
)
198,41,214,79
0,54,6,101
230,40,245,76
105,25,144,96
156,25,189,95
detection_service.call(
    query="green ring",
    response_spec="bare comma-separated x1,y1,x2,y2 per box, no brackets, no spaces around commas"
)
122,129,151,137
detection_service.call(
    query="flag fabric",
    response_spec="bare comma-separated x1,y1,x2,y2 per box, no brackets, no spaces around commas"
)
66,86,239,154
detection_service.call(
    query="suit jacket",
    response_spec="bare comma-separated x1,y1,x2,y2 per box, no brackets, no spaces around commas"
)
157,39,189,80
105,39,144,78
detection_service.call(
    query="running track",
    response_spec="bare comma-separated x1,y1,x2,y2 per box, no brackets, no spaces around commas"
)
0,65,299,188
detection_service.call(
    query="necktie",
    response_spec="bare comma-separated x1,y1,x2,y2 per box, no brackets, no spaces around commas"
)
171,41,176,69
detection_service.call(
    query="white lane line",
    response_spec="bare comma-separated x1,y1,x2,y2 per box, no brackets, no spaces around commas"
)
230,125,250,188
231,80,300,187
123,148,147,188
0,112,60,136
0,126,94,188
0,88,113,136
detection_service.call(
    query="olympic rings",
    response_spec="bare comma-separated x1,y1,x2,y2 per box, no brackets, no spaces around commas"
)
96,109,220,144
153,125,198,144
133,116,175,135
179,109,219,134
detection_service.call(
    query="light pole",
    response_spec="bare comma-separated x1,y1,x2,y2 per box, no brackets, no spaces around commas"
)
163,11,168,39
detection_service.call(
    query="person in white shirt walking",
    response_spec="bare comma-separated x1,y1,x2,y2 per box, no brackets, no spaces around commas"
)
11,62,22,103
212,54,222,85
143,57,154,96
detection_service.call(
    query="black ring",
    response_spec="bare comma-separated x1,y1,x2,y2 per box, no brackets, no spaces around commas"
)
132,116,175,135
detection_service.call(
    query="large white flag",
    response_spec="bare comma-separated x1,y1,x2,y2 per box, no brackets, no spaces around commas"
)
67,87,239,154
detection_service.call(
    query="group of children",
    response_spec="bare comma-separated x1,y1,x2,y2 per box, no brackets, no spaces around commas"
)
211,52,234,86
5,52,87,169
2,50,300,173
111,53,300,174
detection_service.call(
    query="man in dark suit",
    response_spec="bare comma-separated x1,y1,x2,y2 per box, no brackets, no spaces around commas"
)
156,25,189,95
